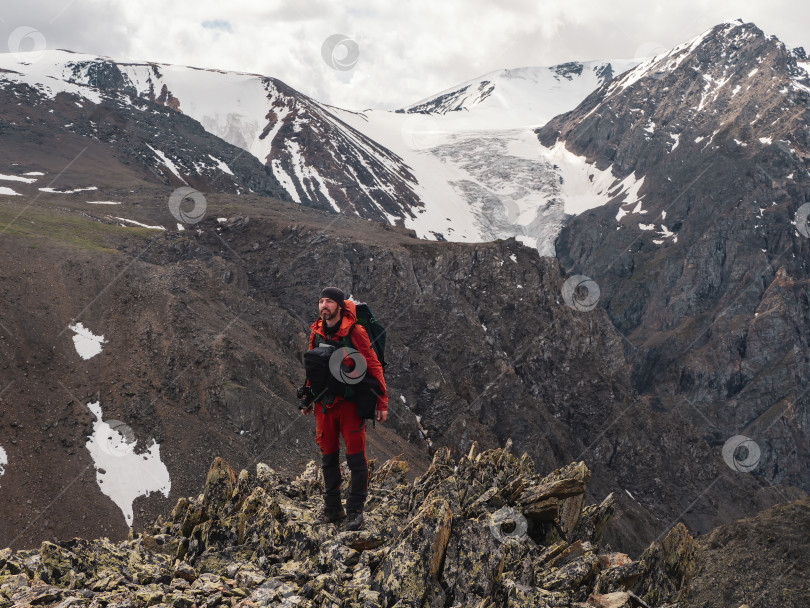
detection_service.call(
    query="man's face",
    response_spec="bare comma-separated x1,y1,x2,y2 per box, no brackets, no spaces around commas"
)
319,297,340,322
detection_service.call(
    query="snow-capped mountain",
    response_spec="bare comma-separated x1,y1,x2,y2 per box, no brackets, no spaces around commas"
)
0,50,422,222
0,56,289,205
0,52,641,252
399,61,639,127
332,60,642,253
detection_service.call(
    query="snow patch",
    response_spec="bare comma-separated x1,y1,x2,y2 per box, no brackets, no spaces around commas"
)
0,444,7,487
0,187,21,196
0,173,37,183
146,144,188,184
114,217,166,230
84,402,171,527
759,137,772,145
669,133,680,151
544,141,645,217
207,154,234,176
68,322,106,360
39,186,97,193
86,201,121,205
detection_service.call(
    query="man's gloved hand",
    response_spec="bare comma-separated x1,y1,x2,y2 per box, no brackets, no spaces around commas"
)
297,385,315,414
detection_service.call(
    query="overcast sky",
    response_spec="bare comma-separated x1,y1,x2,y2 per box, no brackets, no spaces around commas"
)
1,1,807,111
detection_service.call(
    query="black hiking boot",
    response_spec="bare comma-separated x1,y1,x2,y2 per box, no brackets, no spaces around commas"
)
345,509,364,531
317,506,346,524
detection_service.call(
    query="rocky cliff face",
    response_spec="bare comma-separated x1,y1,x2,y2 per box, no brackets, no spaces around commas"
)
537,21,810,494
0,448,707,608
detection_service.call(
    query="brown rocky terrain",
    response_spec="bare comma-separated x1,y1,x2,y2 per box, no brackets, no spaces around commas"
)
0,184,800,557
2,448,806,608
681,497,810,607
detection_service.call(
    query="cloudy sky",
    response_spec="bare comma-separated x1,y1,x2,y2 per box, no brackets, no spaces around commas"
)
1,1,807,111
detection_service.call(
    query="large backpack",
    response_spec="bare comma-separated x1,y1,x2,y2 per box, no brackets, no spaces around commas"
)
352,302,387,370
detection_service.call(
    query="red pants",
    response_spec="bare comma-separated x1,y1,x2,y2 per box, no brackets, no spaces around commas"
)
314,400,366,455
315,400,368,512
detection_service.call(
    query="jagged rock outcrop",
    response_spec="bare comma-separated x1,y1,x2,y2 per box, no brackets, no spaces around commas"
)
0,447,698,607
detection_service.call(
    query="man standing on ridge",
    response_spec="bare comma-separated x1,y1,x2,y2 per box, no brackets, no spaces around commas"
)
301,287,387,531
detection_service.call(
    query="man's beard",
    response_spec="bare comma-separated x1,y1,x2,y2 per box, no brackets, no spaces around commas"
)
320,309,338,322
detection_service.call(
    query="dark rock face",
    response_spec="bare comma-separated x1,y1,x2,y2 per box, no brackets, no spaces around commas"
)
538,21,810,494
0,448,714,607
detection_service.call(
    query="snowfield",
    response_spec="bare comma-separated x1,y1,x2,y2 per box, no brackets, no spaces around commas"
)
85,402,171,527
0,444,7,488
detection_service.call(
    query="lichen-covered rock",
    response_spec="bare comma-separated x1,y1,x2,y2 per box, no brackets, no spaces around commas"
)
573,494,616,546
632,523,699,606
1,449,700,608
372,498,453,607
204,457,238,516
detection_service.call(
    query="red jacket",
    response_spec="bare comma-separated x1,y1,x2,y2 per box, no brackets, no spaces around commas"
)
308,300,388,412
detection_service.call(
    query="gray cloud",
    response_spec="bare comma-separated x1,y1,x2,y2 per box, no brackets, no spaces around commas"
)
0,0,130,59
1,0,806,111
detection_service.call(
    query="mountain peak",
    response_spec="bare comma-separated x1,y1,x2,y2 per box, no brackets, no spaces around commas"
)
397,59,641,124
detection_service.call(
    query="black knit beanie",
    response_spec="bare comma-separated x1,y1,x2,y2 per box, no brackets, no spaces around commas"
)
319,287,345,308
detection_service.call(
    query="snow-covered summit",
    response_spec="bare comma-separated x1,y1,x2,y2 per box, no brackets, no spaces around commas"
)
399,59,641,131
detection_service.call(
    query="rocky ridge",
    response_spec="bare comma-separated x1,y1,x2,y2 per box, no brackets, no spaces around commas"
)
0,446,702,608
0,51,425,224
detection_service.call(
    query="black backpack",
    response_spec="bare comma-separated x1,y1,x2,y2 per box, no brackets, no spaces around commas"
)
352,302,387,370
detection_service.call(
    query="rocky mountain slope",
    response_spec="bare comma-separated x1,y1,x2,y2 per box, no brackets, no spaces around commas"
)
0,185,798,556
0,62,289,201
1,50,646,251
538,20,810,495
